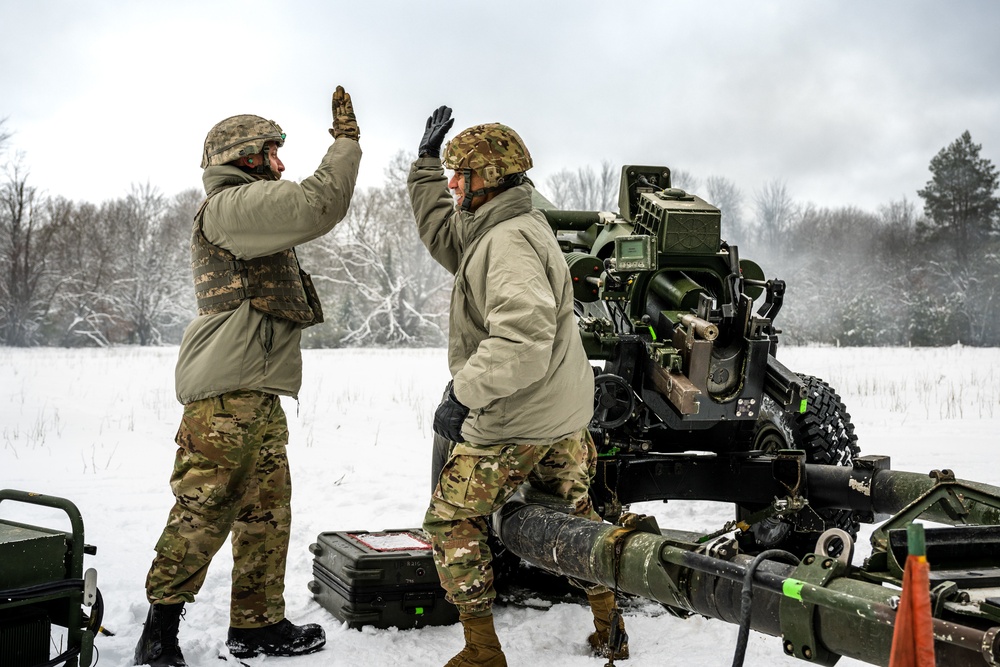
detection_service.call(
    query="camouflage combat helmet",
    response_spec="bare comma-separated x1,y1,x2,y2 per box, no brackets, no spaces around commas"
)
442,123,533,188
201,114,286,168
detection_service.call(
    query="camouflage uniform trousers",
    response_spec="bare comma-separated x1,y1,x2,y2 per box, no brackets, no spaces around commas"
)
145,389,292,629
422,427,610,616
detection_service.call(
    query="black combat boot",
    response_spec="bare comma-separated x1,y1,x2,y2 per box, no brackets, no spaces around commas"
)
134,602,186,667
226,618,326,658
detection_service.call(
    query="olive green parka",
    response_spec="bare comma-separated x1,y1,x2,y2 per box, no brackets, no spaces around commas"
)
408,157,594,445
174,138,361,404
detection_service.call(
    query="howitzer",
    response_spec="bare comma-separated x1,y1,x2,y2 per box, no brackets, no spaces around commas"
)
535,165,859,554
481,165,1000,664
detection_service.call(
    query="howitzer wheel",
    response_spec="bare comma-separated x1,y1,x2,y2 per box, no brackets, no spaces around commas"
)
739,374,861,557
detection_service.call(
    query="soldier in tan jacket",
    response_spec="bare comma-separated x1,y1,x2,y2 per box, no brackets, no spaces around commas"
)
134,87,361,667
409,107,629,667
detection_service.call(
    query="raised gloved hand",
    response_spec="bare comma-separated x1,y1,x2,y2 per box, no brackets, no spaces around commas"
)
418,105,454,158
330,85,360,141
433,380,469,443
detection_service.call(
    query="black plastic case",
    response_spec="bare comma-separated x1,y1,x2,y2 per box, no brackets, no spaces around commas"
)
307,529,458,630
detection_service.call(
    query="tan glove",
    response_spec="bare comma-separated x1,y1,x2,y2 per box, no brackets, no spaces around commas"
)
329,85,360,141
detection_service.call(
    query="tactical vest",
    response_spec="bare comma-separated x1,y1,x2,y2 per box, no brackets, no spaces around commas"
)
191,190,324,327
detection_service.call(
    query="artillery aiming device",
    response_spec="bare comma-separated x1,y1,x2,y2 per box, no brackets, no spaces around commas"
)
484,165,1000,664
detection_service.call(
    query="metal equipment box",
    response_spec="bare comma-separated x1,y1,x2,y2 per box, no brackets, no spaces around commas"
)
0,521,70,589
634,190,721,256
307,529,458,630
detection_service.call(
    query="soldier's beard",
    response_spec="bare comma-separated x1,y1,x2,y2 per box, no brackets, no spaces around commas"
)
243,164,281,181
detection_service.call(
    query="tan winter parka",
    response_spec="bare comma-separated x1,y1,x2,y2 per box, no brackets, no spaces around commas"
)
175,139,361,404
408,157,594,445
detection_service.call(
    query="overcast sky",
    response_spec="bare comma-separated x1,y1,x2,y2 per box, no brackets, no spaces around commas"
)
2,1,999,215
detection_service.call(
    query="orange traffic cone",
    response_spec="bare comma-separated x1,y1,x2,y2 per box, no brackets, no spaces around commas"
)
888,523,936,667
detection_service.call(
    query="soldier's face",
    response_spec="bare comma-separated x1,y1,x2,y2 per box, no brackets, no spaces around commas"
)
448,170,489,210
265,142,285,179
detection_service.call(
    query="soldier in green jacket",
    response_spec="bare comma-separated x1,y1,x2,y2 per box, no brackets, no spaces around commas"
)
134,86,362,667
409,107,630,666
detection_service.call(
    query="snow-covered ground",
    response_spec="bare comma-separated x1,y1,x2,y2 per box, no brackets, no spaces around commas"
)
3,345,999,667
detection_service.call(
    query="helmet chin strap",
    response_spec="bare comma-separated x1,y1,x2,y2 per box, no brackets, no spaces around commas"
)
244,145,279,180
460,168,505,212
460,169,476,211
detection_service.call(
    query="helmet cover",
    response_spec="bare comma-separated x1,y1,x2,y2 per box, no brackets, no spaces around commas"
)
201,114,285,168
442,123,532,188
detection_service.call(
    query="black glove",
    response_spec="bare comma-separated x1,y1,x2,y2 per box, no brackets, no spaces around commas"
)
433,380,469,443
418,105,455,158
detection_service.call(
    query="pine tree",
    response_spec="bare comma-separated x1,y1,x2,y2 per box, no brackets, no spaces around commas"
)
917,131,999,262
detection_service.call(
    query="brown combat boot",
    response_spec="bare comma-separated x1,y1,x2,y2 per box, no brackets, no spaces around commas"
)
587,591,629,660
444,613,507,667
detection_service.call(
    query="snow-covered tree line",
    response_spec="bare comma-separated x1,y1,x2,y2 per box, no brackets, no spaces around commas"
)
0,155,196,346
2,122,998,347
0,134,453,348
733,131,1000,347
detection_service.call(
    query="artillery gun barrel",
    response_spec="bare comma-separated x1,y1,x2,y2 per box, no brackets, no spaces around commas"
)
806,464,1000,525
540,209,603,231
495,498,1000,665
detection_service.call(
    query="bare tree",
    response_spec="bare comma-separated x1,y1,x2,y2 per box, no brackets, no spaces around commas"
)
305,152,451,347
0,117,10,153
704,175,745,244
915,249,1000,346
670,169,700,194
158,188,202,340
48,199,124,346
753,179,798,253
878,197,918,230
0,158,63,346
872,197,919,268
57,184,192,346
109,184,192,344
544,161,617,211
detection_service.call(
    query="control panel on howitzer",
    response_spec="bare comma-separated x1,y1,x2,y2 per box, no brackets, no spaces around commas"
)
535,165,859,555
